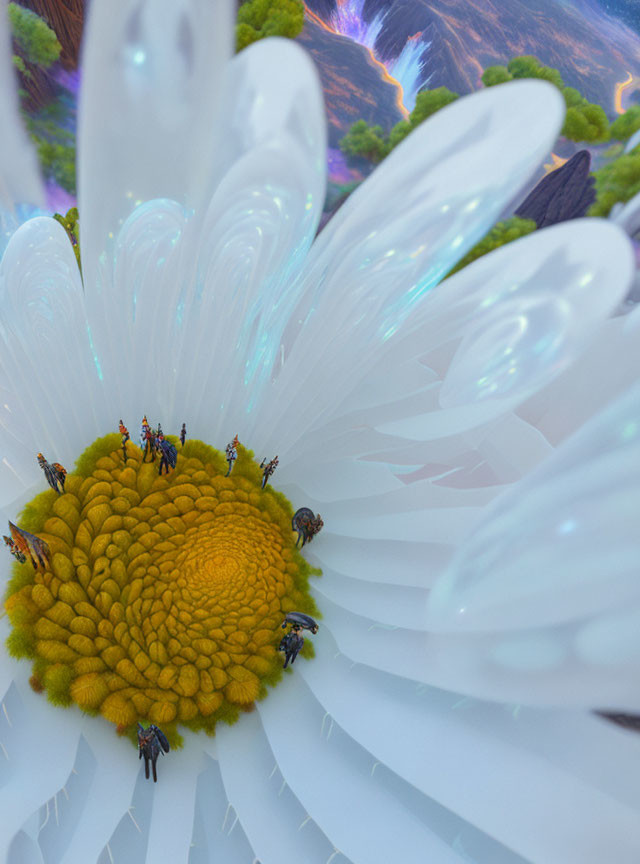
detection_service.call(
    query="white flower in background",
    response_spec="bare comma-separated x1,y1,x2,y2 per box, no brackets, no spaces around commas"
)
1,1,640,863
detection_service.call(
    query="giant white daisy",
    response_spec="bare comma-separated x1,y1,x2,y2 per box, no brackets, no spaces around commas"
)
1,1,640,862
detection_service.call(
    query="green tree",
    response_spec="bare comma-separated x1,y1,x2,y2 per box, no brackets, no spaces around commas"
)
610,105,640,141
7,3,61,68
589,145,640,217
482,55,610,144
340,119,388,163
445,217,538,279
563,101,609,143
386,119,411,150
340,87,459,163
481,65,512,87
236,0,304,51
408,86,459,126
507,55,564,89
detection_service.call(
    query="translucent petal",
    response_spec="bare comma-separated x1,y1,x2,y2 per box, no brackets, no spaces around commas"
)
517,315,640,447
93,197,190,423
0,218,107,506
314,593,640,711
250,81,567,452
78,0,234,393
217,712,337,863
145,745,203,863
307,534,452,589
58,732,140,864
299,634,640,863
372,220,633,441
257,676,463,864
612,188,640,237
189,753,257,864
171,38,326,442
420,381,640,709
428,380,640,631
0,677,81,862
312,568,429,628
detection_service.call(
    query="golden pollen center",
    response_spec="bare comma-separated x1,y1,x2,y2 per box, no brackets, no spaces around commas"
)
4,434,321,747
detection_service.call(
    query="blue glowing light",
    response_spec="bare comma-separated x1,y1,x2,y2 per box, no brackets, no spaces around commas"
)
86,324,104,381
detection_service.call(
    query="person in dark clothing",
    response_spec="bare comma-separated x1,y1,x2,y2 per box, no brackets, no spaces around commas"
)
137,723,170,782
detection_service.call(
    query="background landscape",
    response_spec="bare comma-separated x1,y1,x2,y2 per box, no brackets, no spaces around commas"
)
6,0,640,260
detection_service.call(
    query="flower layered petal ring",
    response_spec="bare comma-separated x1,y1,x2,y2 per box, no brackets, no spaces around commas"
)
1,1,640,862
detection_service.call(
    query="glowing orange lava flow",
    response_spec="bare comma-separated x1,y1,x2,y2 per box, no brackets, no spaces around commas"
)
304,4,410,119
543,153,569,175
615,71,640,114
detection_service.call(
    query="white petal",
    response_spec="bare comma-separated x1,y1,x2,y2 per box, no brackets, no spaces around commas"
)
190,753,257,863
79,0,234,406
78,0,233,262
0,218,106,506
58,731,140,864
299,634,640,863
374,220,633,441
258,675,463,864
517,315,640,447
172,38,326,441
217,711,336,863
428,380,640,631
144,743,203,863
309,533,452,589
612,188,640,237
312,569,429,628
420,380,640,709
0,678,81,861
317,594,640,711
252,80,567,452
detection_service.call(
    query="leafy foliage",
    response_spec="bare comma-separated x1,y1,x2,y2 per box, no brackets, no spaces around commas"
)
340,119,388,164
610,106,640,142
340,87,459,164
482,55,610,143
481,65,512,87
561,88,609,143
23,100,77,194
8,3,61,68
589,145,640,217
445,217,538,279
236,0,304,51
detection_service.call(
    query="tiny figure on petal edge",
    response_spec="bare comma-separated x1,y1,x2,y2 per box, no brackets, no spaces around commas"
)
37,453,66,494
137,723,170,783
278,611,319,669
260,455,278,489
225,434,239,476
292,507,323,548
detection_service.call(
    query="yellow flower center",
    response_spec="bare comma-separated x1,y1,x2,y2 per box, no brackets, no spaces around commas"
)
4,434,320,746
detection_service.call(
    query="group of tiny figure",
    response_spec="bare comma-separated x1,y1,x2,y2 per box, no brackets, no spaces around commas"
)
4,427,325,784
117,417,180,475
223,433,279,490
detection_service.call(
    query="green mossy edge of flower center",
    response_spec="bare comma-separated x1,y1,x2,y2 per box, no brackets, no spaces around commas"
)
4,434,321,748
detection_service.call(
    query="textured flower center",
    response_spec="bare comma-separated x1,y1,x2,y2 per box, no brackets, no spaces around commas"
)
4,434,320,747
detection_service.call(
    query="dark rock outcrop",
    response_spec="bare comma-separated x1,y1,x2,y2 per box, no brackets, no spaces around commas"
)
514,150,596,228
